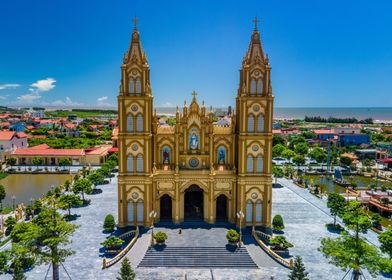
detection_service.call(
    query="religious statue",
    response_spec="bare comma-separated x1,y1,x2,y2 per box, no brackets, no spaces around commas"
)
163,149,170,164
218,149,226,165
190,133,199,150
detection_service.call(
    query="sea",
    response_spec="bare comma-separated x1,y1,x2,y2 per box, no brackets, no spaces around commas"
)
156,107,392,123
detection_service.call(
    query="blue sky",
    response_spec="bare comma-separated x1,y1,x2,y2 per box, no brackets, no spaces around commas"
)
1,0,392,108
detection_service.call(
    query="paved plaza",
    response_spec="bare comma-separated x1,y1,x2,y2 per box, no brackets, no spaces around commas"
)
2,175,391,279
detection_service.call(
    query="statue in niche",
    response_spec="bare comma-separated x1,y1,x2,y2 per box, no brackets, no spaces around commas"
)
189,132,199,150
162,147,170,164
218,148,226,165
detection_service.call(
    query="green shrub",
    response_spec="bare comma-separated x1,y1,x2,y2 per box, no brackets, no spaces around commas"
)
226,229,240,243
101,236,124,250
269,236,293,251
153,231,168,243
103,214,116,232
272,214,285,232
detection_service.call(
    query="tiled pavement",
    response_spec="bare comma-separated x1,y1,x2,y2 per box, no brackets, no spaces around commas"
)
2,175,390,279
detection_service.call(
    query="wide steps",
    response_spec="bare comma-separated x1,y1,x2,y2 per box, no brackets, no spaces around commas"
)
138,246,258,268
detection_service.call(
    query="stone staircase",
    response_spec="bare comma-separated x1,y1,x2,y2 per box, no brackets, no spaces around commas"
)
138,246,258,268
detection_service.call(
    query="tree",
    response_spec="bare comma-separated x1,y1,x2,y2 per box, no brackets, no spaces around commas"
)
339,156,352,167
272,166,284,184
273,134,285,146
293,154,305,171
73,178,93,201
281,149,296,160
0,185,5,210
0,251,9,274
32,157,44,168
16,201,78,280
6,157,17,168
326,193,346,226
58,158,71,170
64,180,71,192
294,142,309,156
320,201,381,279
269,236,293,250
88,171,105,186
309,147,327,163
378,229,392,260
272,144,286,158
56,194,83,216
5,216,17,232
272,214,285,232
12,259,26,280
117,257,135,280
288,256,309,280
103,214,116,232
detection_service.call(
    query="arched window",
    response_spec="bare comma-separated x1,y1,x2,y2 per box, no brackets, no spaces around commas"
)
257,115,264,132
256,155,263,173
162,146,171,164
136,114,143,132
255,201,262,222
137,201,143,222
217,146,227,165
127,156,134,172
250,79,256,95
246,201,253,222
137,154,143,172
135,78,141,95
247,155,253,173
247,114,254,132
127,201,134,223
257,79,263,94
129,79,135,94
127,115,133,132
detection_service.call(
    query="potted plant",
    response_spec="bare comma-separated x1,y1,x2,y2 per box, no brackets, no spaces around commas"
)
226,229,240,246
101,236,124,252
153,231,168,245
269,235,293,257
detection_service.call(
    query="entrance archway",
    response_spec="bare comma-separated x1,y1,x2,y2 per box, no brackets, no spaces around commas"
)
216,194,228,221
160,194,172,220
184,185,203,220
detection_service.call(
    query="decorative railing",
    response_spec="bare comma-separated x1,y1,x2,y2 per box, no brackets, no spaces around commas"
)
102,226,139,269
252,229,293,269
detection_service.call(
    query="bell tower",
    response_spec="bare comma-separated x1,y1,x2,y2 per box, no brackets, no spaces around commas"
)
235,18,273,227
118,18,153,227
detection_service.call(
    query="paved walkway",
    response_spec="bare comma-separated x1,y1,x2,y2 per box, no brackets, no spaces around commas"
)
274,178,388,280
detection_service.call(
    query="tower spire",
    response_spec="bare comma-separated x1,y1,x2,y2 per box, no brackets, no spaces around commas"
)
253,16,259,31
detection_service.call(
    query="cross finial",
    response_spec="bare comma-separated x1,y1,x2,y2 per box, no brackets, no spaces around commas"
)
192,90,198,99
133,16,138,30
253,16,259,31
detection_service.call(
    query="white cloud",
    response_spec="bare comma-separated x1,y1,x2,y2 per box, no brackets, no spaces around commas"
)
52,97,82,107
0,96,6,100
17,93,42,103
161,102,174,107
97,96,108,102
30,78,56,92
0,83,20,90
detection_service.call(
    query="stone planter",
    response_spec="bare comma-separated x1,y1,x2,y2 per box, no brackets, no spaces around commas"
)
273,249,290,258
228,240,239,247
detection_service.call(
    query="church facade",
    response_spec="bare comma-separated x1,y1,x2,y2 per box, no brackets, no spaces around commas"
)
117,20,274,229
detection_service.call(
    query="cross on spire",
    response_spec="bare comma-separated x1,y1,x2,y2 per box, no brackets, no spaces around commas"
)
253,16,259,31
192,90,198,99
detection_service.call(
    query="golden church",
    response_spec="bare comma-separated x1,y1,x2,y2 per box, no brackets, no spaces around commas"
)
117,19,274,229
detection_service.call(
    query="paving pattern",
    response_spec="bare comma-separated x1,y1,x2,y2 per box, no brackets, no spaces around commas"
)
2,175,391,279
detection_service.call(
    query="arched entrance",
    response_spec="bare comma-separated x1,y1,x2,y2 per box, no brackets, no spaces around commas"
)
184,185,203,220
216,194,228,221
160,194,172,221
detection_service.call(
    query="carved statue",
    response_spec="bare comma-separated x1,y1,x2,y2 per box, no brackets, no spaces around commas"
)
190,133,199,150
218,149,226,164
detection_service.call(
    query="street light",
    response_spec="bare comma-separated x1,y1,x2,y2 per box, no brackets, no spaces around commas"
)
149,210,157,246
29,197,34,205
11,195,16,210
236,210,245,247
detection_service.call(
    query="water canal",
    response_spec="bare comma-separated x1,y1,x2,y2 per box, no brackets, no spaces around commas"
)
0,174,74,208
304,174,392,228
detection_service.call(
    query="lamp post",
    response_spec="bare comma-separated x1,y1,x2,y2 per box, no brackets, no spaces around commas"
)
236,210,244,247
11,195,16,210
29,197,34,206
149,210,157,246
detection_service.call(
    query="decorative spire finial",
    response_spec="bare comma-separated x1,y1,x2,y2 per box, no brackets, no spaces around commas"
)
192,90,198,99
253,16,259,31
133,15,138,30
